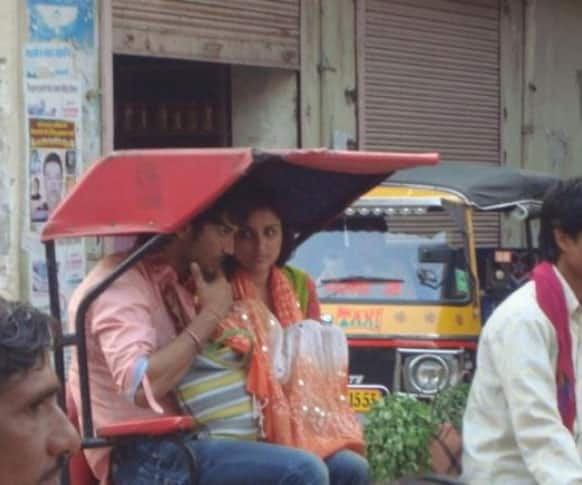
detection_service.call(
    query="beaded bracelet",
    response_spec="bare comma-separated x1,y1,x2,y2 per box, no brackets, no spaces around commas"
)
184,327,203,353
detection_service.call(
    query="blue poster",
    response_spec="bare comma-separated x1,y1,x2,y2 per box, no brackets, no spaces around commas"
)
28,0,95,48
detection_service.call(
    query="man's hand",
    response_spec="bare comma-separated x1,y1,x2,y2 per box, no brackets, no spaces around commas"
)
190,262,233,321
134,263,234,408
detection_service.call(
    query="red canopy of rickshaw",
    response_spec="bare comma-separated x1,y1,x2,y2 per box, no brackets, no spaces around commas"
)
41,148,439,241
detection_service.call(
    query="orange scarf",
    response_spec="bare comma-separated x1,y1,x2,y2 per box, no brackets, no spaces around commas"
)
233,267,303,326
210,267,364,458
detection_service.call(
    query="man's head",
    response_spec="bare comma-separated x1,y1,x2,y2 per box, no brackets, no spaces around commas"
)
540,177,582,277
0,298,80,485
171,190,241,282
43,152,64,213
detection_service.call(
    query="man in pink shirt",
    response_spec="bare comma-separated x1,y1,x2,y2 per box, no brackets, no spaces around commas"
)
68,193,367,485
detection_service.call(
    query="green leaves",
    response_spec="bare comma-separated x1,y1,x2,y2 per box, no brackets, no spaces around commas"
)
365,394,437,481
364,383,471,481
431,383,471,434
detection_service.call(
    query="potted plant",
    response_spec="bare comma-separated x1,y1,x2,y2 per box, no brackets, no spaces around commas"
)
365,394,437,482
429,383,470,477
365,383,471,483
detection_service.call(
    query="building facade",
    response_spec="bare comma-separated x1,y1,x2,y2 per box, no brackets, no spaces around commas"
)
0,0,580,303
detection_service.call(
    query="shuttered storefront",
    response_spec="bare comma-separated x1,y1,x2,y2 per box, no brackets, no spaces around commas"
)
358,0,501,245
112,0,300,70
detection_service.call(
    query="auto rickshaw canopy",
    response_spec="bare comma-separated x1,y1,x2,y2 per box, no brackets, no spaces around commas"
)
385,161,560,213
41,148,439,242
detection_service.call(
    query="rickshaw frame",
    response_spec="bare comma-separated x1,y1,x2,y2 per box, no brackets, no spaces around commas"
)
41,147,438,484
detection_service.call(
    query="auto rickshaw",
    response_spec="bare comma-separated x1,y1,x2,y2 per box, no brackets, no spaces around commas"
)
41,148,440,484
290,162,559,412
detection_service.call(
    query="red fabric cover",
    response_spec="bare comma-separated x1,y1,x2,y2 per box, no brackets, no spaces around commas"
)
41,148,438,240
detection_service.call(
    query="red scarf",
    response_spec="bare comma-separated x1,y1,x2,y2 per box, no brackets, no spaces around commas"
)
532,261,576,432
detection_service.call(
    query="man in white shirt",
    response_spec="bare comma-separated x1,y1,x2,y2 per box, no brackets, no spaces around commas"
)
462,177,582,484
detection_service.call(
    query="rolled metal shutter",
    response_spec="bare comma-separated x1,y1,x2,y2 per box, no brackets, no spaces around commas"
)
359,0,501,245
112,0,300,69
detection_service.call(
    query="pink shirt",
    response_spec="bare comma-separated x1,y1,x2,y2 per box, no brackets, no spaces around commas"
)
67,254,192,483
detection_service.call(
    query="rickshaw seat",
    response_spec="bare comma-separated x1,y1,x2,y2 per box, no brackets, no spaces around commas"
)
96,415,195,438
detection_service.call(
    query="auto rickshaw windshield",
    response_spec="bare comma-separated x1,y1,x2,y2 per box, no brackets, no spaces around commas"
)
291,203,471,305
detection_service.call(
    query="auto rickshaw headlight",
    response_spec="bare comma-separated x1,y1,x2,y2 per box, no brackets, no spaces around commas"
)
405,354,451,395
398,349,464,396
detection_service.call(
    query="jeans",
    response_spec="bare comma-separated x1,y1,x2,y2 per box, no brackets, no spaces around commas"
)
112,434,370,485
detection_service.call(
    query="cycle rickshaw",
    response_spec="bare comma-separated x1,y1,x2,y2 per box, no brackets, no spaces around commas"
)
40,148,439,484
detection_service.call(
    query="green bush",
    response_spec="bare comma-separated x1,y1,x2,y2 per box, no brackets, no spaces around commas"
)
365,394,437,481
431,383,471,434
364,383,471,482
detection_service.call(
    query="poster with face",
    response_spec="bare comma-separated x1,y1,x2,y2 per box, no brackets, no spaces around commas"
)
25,78,81,230
29,118,75,225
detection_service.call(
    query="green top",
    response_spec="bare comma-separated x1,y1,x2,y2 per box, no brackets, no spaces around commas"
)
282,265,310,316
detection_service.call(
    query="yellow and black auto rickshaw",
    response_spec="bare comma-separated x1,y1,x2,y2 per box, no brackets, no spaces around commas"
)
291,162,559,413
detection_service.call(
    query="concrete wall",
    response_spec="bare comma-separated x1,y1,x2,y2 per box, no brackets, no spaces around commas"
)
3,0,579,299
300,0,357,148
0,1,101,303
231,66,298,148
501,0,582,246
0,0,25,299
522,0,582,177
500,0,526,246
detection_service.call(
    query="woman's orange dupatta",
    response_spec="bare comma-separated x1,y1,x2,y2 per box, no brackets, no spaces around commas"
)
209,267,364,458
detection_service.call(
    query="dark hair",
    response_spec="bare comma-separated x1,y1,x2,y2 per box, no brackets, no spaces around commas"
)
191,188,243,236
0,298,51,389
539,177,582,262
135,185,244,248
43,152,63,174
230,187,295,266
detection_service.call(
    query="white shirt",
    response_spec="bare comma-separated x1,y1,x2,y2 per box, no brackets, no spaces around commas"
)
462,266,582,485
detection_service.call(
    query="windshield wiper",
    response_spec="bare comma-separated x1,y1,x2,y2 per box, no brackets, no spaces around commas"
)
320,276,404,285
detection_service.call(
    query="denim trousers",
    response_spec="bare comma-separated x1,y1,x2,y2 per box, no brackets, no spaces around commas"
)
111,434,370,485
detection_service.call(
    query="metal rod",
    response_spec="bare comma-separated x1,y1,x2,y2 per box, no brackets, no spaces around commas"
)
44,241,70,485
525,218,533,249
75,233,171,439
60,334,77,347
81,437,113,449
45,241,65,398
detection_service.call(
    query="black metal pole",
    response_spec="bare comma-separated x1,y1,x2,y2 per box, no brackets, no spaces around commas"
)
525,218,534,250
44,241,71,485
75,233,170,439
45,241,66,401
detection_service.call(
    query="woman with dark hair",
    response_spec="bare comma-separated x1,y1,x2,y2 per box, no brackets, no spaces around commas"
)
231,188,321,321
216,188,369,483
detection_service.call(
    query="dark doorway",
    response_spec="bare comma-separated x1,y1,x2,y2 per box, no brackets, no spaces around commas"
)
113,55,231,149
